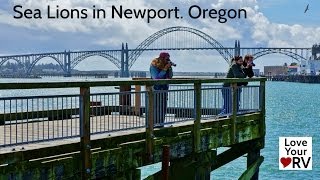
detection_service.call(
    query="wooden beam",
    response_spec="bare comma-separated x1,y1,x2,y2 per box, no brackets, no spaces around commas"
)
193,82,201,153
239,156,264,180
259,81,266,141
211,146,247,171
80,86,92,179
134,85,142,115
231,83,238,144
211,140,262,171
145,85,154,164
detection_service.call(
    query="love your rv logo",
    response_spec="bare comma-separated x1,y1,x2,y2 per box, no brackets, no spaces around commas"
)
279,137,312,170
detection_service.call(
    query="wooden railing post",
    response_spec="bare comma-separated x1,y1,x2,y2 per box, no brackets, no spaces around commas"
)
231,82,238,144
194,82,201,153
134,85,141,116
146,85,154,163
80,86,91,179
260,81,266,136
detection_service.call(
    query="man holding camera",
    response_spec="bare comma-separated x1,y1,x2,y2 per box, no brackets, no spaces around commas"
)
150,52,173,89
243,54,255,79
150,52,174,127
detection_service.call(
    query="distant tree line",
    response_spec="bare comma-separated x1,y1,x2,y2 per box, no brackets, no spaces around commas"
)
31,63,63,73
1,62,64,73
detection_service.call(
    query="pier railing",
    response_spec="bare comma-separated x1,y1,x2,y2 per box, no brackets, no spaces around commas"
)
0,78,265,148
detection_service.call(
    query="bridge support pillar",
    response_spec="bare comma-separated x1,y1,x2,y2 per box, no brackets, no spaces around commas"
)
124,43,130,77
120,43,125,77
234,40,240,57
64,51,72,77
312,43,320,60
120,43,130,78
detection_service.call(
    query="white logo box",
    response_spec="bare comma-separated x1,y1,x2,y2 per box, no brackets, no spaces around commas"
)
279,137,312,170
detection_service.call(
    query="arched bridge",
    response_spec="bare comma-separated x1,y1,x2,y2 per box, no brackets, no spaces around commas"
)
0,26,313,77
128,26,233,68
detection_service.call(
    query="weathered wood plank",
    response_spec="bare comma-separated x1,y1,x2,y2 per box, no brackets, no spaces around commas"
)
239,156,264,180
194,82,201,153
211,139,263,171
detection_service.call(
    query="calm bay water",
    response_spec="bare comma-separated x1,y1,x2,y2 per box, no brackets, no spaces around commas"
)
0,78,319,179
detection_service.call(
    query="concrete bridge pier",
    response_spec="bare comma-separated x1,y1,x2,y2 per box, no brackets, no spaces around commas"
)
234,40,240,57
124,43,130,77
120,43,130,78
64,51,72,77
121,43,125,77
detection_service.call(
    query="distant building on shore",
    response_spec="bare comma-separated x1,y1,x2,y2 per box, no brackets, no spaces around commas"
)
305,60,320,75
306,43,320,75
287,66,299,75
264,66,288,76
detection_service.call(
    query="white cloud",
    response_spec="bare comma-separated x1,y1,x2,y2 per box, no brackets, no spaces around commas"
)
2,0,319,48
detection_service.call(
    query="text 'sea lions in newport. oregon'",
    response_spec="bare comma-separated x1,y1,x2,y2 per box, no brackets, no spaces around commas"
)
13,5,248,23
0,0,319,179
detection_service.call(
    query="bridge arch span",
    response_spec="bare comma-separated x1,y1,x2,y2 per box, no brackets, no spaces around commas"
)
128,26,233,69
27,55,65,75
253,49,307,62
71,53,120,70
0,58,24,67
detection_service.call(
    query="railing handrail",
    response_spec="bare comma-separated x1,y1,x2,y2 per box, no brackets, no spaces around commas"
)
0,77,266,90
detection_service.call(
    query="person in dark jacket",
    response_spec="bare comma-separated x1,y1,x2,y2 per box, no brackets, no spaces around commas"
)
149,52,173,126
220,55,253,115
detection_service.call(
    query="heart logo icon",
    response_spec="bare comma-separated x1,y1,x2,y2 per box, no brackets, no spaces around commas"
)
280,157,292,168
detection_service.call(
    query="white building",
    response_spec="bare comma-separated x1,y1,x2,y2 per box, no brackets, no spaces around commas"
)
301,60,320,75
309,60,320,75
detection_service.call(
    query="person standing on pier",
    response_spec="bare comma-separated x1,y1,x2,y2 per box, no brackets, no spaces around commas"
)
220,55,254,115
150,52,173,127
243,54,255,79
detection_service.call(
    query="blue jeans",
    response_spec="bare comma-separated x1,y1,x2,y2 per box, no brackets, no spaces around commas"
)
153,91,168,126
221,87,242,114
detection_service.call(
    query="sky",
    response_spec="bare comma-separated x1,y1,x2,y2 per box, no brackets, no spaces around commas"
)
0,0,320,73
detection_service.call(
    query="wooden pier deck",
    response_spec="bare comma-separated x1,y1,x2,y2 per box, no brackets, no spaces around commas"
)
0,115,144,146
0,78,266,180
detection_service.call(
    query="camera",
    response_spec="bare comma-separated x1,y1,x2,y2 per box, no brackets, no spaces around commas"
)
250,62,256,66
168,59,177,67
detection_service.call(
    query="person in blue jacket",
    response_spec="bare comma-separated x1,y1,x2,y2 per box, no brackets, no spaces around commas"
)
149,52,173,126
